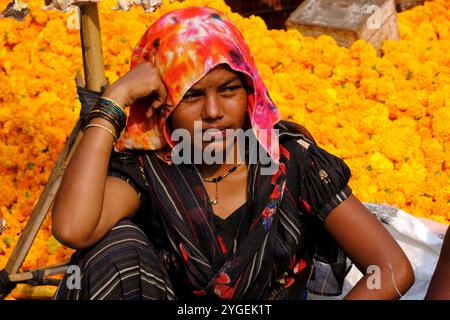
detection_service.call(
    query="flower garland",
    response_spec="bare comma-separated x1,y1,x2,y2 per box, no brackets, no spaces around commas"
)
0,0,449,281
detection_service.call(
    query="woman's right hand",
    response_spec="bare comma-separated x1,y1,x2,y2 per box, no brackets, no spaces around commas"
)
53,62,166,249
54,63,166,249
103,61,168,118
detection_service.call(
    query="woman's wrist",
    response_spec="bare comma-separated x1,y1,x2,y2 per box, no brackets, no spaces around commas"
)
88,117,117,132
85,117,119,144
103,85,129,107
86,94,128,140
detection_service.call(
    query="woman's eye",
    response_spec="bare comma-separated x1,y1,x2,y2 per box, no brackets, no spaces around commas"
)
222,85,242,92
182,92,201,100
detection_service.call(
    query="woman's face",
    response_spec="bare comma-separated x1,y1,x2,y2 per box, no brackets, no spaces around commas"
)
169,64,248,156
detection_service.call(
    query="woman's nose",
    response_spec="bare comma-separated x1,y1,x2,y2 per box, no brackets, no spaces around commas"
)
202,94,224,120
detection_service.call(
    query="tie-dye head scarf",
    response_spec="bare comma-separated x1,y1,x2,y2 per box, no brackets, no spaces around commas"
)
115,6,281,163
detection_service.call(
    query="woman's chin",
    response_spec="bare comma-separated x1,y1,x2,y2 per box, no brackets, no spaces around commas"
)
195,140,236,164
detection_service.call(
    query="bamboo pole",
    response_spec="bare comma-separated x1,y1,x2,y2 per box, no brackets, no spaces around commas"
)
79,3,107,91
0,3,106,298
8,262,69,283
2,124,83,275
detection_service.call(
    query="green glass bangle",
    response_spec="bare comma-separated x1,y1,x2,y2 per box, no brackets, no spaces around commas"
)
93,104,127,122
92,105,125,121
98,96,125,111
88,111,124,135
97,97,126,117
91,108,125,132
92,102,126,120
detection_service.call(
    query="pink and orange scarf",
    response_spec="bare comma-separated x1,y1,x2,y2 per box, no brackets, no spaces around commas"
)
116,6,281,163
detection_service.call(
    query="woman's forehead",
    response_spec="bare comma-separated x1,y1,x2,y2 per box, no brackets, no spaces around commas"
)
189,65,240,89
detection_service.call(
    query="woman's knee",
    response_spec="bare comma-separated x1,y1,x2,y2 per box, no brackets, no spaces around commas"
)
55,219,175,300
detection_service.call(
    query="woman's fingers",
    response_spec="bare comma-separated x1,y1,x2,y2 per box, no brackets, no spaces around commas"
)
146,97,166,118
141,83,167,118
106,60,168,117
151,83,168,109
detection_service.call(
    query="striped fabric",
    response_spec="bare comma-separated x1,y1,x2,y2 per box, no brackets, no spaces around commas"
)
54,121,354,300
143,121,352,299
54,220,175,300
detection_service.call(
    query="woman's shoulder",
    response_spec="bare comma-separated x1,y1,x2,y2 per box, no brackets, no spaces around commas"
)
277,120,343,164
276,120,316,160
276,120,316,144
278,120,351,173
277,120,353,220
109,148,159,165
108,149,152,193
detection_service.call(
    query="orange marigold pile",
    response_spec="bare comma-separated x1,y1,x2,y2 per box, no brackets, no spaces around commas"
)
0,0,449,276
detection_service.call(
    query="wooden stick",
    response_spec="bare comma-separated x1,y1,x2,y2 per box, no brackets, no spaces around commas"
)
1,3,107,294
9,262,69,283
79,3,107,91
4,121,83,275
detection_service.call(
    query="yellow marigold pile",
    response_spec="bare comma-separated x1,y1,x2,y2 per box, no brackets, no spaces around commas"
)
0,0,449,278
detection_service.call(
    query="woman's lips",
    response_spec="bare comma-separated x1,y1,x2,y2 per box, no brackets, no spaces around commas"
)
203,128,227,141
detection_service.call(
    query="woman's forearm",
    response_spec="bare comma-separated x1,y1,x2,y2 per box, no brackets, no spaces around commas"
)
52,115,118,246
344,266,414,300
51,77,154,247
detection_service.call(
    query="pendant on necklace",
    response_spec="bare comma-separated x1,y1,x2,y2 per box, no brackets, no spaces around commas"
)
210,182,219,205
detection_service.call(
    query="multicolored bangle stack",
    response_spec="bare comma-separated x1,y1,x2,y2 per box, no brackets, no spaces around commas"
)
84,96,127,144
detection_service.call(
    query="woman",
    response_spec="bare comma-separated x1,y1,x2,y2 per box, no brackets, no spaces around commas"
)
52,6,414,300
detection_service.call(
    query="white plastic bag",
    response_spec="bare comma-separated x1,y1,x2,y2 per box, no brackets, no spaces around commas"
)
308,203,447,300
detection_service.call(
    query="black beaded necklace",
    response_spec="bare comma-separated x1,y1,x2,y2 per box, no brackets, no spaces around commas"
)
202,163,242,205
